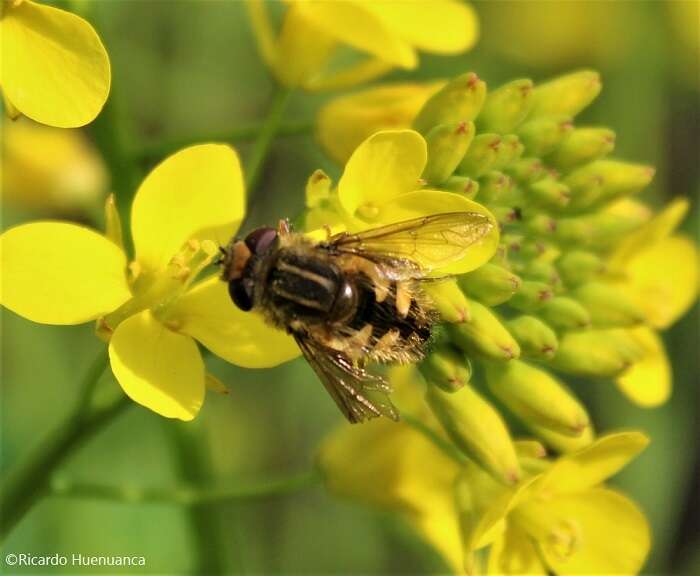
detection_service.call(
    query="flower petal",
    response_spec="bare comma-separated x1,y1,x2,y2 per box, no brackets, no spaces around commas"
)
338,130,427,217
542,489,651,575
131,144,245,273
488,523,547,575
616,327,672,407
1,0,110,127
109,310,204,420
292,0,416,68
376,190,500,275
167,276,300,369
365,0,479,54
538,431,649,495
317,82,443,163
620,235,699,329
0,222,130,324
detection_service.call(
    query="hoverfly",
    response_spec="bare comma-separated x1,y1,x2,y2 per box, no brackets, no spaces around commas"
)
220,212,493,423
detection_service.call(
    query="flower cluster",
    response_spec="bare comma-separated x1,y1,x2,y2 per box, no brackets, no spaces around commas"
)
313,70,698,572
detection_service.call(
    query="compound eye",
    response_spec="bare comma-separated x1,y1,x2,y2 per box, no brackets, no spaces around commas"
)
228,278,254,311
245,227,278,256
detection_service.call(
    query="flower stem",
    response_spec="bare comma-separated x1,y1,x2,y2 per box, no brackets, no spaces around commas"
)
0,349,129,543
244,86,294,195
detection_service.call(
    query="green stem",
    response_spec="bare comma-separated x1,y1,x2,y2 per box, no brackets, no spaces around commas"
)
0,350,130,543
132,120,312,163
244,87,293,194
49,469,321,505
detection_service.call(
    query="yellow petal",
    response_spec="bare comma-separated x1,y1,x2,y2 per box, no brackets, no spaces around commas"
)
0,222,130,324
166,276,300,369
488,523,547,575
541,489,651,575
620,235,699,329
407,500,465,574
376,191,500,275
131,144,245,273
364,0,479,54
338,130,426,217
616,327,672,407
317,81,444,163
292,0,416,68
538,431,649,495
1,0,110,127
109,310,204,420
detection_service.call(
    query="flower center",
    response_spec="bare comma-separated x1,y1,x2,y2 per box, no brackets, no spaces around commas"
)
512,502,583,563
357,202,380,220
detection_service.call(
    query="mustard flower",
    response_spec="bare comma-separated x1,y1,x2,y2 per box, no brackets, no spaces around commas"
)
1,0,110,127
2,118,108,211
246,0,478,90
0,144,299,420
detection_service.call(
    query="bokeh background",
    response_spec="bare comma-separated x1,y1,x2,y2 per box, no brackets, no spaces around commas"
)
1,1,698,573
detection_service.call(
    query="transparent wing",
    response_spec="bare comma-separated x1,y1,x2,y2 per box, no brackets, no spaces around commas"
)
294,334,399,424
326,212,494,277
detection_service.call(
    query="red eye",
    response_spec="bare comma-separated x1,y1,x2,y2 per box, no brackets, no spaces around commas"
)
245,227,278,255
228,278,254,311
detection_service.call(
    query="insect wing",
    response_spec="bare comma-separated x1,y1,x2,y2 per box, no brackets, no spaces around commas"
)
294,334,399,424
328,212,493,277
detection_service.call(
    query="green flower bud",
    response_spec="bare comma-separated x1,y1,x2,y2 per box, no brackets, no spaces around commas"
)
413,72,486,135
506,157,546,184
508,280,553,312
538,296,591,329
505,315,558,359
522,260,562,290
458,133,502,177
448,300,520,360
459,263,521,306
564,159,655,210
476,79,534,134
529,69,602,118
555,211,647,249
547,127,616,170
549,329,644,377
526,177,571,209
557,250,605,286
574,282,645,327
426,383,521,484
524,213,557,237
423,121,475,184
493,134,525,169
530,421,595,453
485,360,590,436
425,280,471,323
514,440,547,459
517,116,574,157
419,344,472,392
441,175,479,198
477,171,514,203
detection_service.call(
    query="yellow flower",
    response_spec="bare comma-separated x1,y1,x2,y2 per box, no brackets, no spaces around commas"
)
2,118,108,211
306,129,500,276
1,0,111,127
246,0,478,90
607,198,700,407
0,144,299,420
317,81,444,163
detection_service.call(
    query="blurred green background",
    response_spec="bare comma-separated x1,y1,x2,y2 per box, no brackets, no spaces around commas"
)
1,1,698,574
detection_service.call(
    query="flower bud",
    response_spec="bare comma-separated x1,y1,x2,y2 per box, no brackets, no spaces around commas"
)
458,263,521,306
517,116,574,157
506,157,546,184
477,171,514,204
564,159,655,210
419,344,472,392
526,177,571,209
426,383,521,484
574,282,645,327
530,422,595,453
557,250,604,286
549,329,644,377
485,361,590,436
305,168,332,207
104,194,124,250
505,315,558,358
514,440,547,459
447,301,520,360
538,296,591,329
492,134,525,170
425,280,471,323
529,70,601,118
441,176,479,198
547,127,616,170
508,281,553,312
476,79,534,133
423,121,475,184
555,211,646,249
413,72,486,134
458,133,502,177
522,260,561,290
